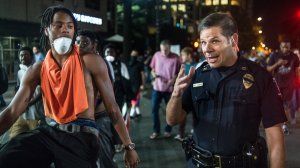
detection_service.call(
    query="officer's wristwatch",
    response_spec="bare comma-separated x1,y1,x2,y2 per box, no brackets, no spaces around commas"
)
124,143,135,150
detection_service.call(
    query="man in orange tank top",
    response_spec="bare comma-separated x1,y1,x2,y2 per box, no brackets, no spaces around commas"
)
0,5,139,168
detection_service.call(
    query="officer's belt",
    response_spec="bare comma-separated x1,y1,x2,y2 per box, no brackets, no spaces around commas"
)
52,123,99,138
191,143,243,168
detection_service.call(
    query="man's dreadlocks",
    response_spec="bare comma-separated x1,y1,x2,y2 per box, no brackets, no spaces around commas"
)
39,5,78,52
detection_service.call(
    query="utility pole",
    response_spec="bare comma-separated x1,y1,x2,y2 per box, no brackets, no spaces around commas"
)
123,0,132,62
155,0,161,50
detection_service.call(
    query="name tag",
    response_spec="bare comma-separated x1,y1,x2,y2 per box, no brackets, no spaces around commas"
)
193,82,203,87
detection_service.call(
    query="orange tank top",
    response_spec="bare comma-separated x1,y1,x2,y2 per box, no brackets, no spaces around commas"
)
40,45,88,124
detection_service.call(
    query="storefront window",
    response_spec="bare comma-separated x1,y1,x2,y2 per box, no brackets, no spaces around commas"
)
221,0,228,5
204,0,239,6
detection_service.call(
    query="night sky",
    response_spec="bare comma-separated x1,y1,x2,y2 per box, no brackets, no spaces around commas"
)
253,0,300,49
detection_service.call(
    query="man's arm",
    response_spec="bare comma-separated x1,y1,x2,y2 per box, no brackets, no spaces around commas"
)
140,71,146,90
84,54,139,167
267,59,287,72
265,123,286,168
0,63,41,135
27,86,42,107
86,54,131,143
166,65,195,126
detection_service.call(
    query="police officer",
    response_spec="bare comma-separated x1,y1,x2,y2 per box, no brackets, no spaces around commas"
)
166,13,286,168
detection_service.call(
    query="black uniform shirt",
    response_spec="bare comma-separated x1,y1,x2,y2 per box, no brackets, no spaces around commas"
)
182,56,287,156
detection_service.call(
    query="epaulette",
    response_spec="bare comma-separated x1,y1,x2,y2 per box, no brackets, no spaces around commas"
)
195,60,210,72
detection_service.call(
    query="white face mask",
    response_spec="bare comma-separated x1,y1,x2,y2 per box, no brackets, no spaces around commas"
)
53,37,72,55
106,55,115,62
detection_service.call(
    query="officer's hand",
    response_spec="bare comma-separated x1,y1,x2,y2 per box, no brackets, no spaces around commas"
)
173,64,195,97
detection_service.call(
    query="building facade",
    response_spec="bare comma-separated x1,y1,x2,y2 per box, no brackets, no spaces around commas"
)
0,0,108,81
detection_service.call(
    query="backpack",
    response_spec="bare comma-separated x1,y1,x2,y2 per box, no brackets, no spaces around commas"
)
0,67,8,95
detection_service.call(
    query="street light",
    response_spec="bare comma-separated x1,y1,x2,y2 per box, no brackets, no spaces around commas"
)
257,17,262,22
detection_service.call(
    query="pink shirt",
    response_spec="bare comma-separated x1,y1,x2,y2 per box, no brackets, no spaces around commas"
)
150,51,181,92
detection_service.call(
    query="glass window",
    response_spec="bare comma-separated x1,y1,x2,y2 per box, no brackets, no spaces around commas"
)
85,0,100,10
213,0,219,5
204,0,212,6
171,5,177,12
231,0,239,5
178,4,186,12
221,0,228,5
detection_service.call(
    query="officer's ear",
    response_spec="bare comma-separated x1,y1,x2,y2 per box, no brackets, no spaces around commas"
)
231,33,239,52
231,33,238,46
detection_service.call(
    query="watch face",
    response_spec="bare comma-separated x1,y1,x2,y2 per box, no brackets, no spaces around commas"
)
125,143,135,150
129,143,135,149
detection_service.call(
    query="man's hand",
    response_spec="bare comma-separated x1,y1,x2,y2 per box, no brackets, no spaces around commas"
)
124,150,140,168
276,59,288,66
172,64,195,97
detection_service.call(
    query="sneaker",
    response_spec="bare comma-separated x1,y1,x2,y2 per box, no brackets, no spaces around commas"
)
282,124,290,135
163,132,172,138
149,132,160,139
174,134,184,142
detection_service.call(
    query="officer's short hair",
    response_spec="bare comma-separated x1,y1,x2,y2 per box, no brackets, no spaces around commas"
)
198,12,238,37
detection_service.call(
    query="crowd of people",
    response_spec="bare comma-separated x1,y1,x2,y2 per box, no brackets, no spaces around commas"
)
0,5,296,168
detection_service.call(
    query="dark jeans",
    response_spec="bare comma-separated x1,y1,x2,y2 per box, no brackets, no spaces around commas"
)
291,89,300,118
0,125,99,168
187,158,197,168
95,111,118,168
151,90,172,133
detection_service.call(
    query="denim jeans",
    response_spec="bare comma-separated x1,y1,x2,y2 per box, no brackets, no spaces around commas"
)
151,90,172,133
0,125,100,168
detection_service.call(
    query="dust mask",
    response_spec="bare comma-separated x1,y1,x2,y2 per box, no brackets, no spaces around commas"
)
53,37,72,55
106,55,115,62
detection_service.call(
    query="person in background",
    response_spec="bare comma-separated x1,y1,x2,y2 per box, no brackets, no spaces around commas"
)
267,41,300,134
248,49,258,62
0,5,139,168
103,43,133,152
76,29,119,168
9,46,45,139
32,45,45,62
128,49,145,119
173,47,196,142
143,47,154,86
149,39,181,139
167,12,286,168
0,65,8,107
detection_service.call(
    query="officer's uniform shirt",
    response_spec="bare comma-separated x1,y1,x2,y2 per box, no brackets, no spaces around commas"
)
182,56,287,156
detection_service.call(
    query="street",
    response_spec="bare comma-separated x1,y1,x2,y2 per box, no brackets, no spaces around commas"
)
1,85,300,168
113,90,300,168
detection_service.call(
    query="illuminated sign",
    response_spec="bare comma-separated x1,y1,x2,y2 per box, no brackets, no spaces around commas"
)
74,13,102,25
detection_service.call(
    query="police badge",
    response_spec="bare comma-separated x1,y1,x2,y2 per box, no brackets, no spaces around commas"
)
243,73,254,89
